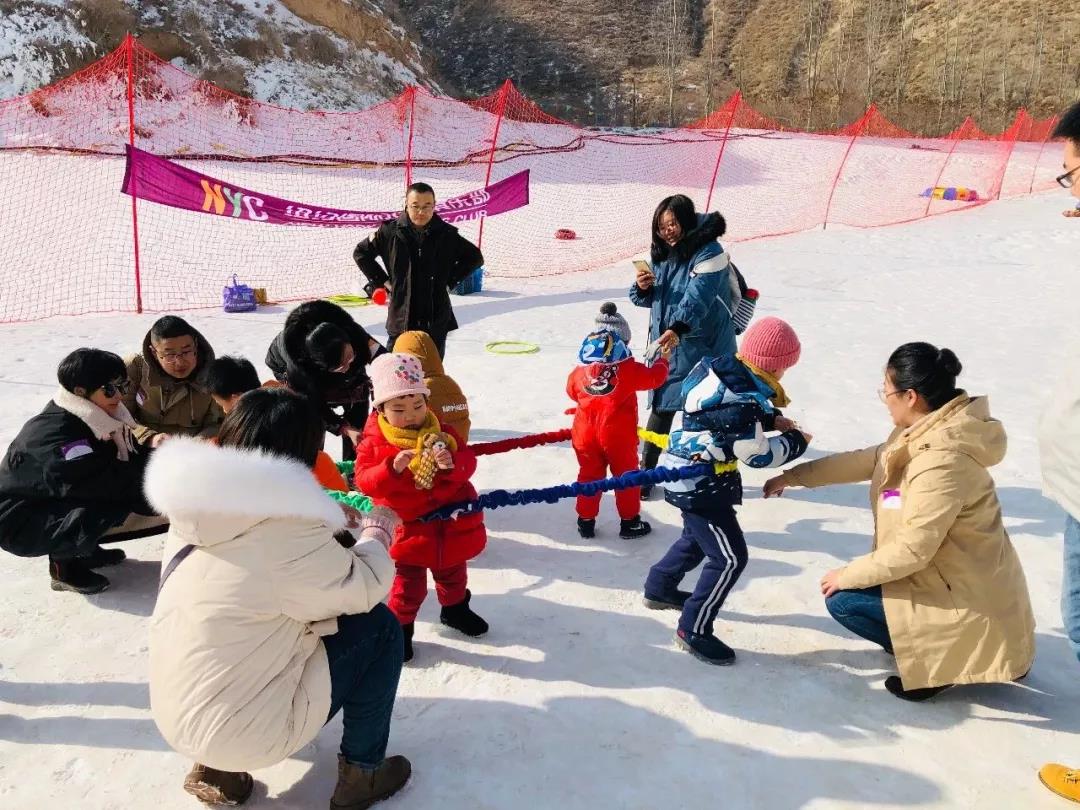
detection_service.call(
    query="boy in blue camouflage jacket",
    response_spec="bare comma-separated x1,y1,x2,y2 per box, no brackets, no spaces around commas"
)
644,317,811,665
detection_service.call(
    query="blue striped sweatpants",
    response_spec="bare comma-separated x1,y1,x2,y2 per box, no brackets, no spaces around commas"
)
645,507,748,637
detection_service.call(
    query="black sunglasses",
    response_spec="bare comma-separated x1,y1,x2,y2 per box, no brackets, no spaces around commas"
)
1056,166,1080,189
100,380,131,398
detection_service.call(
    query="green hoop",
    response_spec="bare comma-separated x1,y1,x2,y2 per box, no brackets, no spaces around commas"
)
485,340,540,355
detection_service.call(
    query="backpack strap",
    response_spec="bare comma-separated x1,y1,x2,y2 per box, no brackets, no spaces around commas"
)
158,544,196,593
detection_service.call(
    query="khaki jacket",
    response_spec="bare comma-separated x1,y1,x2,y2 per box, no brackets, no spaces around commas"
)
145,439,394,772
782,395,1035,689
123,326,223,443
394,330,471,442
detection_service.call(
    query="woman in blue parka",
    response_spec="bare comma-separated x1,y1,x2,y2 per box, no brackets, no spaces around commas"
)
630,195,736,494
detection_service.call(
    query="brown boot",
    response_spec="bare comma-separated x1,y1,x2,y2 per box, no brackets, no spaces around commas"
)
330,754,411,810
183,764,254,806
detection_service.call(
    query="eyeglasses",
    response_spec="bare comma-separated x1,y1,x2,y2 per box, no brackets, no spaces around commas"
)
100,380,131,397
156,348,196,363
407,204,435,213
878,388,907,403
1057,166,1080,189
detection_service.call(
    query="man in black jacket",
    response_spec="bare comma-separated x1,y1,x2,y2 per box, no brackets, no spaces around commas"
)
353,182,484,359
0,349,165,594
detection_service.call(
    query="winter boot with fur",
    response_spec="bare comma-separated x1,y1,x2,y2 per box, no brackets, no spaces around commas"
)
330,754,412,810
49,558,109,594
183,764,254,806
440,589,488,637
619,516,652,539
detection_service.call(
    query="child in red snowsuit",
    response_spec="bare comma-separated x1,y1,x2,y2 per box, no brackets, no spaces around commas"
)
356,353,487,662
567,302,669,539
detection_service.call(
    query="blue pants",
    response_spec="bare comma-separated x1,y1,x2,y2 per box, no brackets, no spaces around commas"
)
645,508,748,637
1064,514,1080,664
323,604,404,767
825,586,893,653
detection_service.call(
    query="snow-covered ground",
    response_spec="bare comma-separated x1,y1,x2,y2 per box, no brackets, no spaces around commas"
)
0,191,1077,809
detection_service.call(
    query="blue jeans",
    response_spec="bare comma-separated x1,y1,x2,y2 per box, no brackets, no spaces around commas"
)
825,586,893,654
1064,514,1080,664
323,604,404,767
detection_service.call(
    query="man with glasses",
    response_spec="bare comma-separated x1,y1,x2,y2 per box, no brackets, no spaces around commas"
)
0,348,165,593
1037,100,1080,803
353,182,484,359
123,315,224,445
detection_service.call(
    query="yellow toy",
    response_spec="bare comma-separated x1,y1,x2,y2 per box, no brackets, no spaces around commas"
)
408,430,458,490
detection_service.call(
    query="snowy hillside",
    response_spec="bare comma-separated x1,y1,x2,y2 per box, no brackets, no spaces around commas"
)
0,191,1077,808
0,0,438,108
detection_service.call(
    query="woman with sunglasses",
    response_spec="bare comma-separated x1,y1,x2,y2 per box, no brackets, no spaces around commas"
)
0,348,165,594
763,342,1035,701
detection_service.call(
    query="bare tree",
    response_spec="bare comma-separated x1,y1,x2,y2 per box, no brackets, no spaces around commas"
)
803,0,827,127
832,0,854,120
893,0,915,117
1025,4,1046,105
1001,18,1013,107
704,0,718,116
649,0,694,126
864,0,890,106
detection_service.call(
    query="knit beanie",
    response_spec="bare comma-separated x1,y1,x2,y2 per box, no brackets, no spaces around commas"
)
739,317,801,375
369,352,430,408
594,302,631,344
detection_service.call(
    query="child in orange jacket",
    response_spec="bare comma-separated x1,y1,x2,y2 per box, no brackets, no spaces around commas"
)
567,303,669,539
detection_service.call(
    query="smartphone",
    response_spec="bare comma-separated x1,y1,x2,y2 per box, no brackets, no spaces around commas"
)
633,260,652,274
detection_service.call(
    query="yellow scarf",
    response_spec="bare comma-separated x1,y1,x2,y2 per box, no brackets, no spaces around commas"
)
737,355,791,408
377,410,444,449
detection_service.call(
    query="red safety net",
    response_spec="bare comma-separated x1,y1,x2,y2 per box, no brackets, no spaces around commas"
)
0,36,1063,322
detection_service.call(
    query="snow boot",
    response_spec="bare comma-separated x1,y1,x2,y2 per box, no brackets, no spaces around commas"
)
49,558,109,594
619,516,652,539
1039,764,1080,803
330,754,411,810
85,546,126,569
402,622,414,664
643,589,692,611
440,589,488,637
183,764,254,806
640,484,655,500
884,675,953,702
676,628,736,666
577,518,596,538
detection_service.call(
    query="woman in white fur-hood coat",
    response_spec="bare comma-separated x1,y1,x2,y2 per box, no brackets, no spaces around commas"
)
145,387,410,806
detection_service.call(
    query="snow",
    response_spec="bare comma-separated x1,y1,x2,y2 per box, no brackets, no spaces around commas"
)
0,191,1078,808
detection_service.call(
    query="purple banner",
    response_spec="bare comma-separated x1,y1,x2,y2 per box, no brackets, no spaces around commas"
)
121,146,529,227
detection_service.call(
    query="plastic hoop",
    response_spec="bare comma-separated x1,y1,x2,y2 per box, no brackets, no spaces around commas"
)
325,294,371,307
485,341,540,355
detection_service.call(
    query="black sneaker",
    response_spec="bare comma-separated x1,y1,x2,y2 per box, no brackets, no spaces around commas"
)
640,484,655,500
676,628,736,665
85,546,126,569
577,518,596,538
884,675,953,702
643,589,692,611
49,559,109,594
619,516,652,539
440,589,489,637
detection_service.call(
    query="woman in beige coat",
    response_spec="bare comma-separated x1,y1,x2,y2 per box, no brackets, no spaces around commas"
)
146,387,411,809
765,342,1035,701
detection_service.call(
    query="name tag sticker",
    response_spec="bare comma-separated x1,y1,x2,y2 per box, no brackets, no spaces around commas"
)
881,489,902,510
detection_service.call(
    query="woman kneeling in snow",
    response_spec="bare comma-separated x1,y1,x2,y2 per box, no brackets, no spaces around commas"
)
146,387,411,809
764,343,1035,702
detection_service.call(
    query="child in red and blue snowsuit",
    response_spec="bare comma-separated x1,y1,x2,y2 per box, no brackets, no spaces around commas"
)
567,303,669,540
644,317,810,665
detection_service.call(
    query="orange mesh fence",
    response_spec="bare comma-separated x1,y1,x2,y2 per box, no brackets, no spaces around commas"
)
0,36,1063,322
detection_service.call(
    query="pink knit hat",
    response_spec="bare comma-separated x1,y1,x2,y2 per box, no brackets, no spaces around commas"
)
369,353,430,408
739,317,801,375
